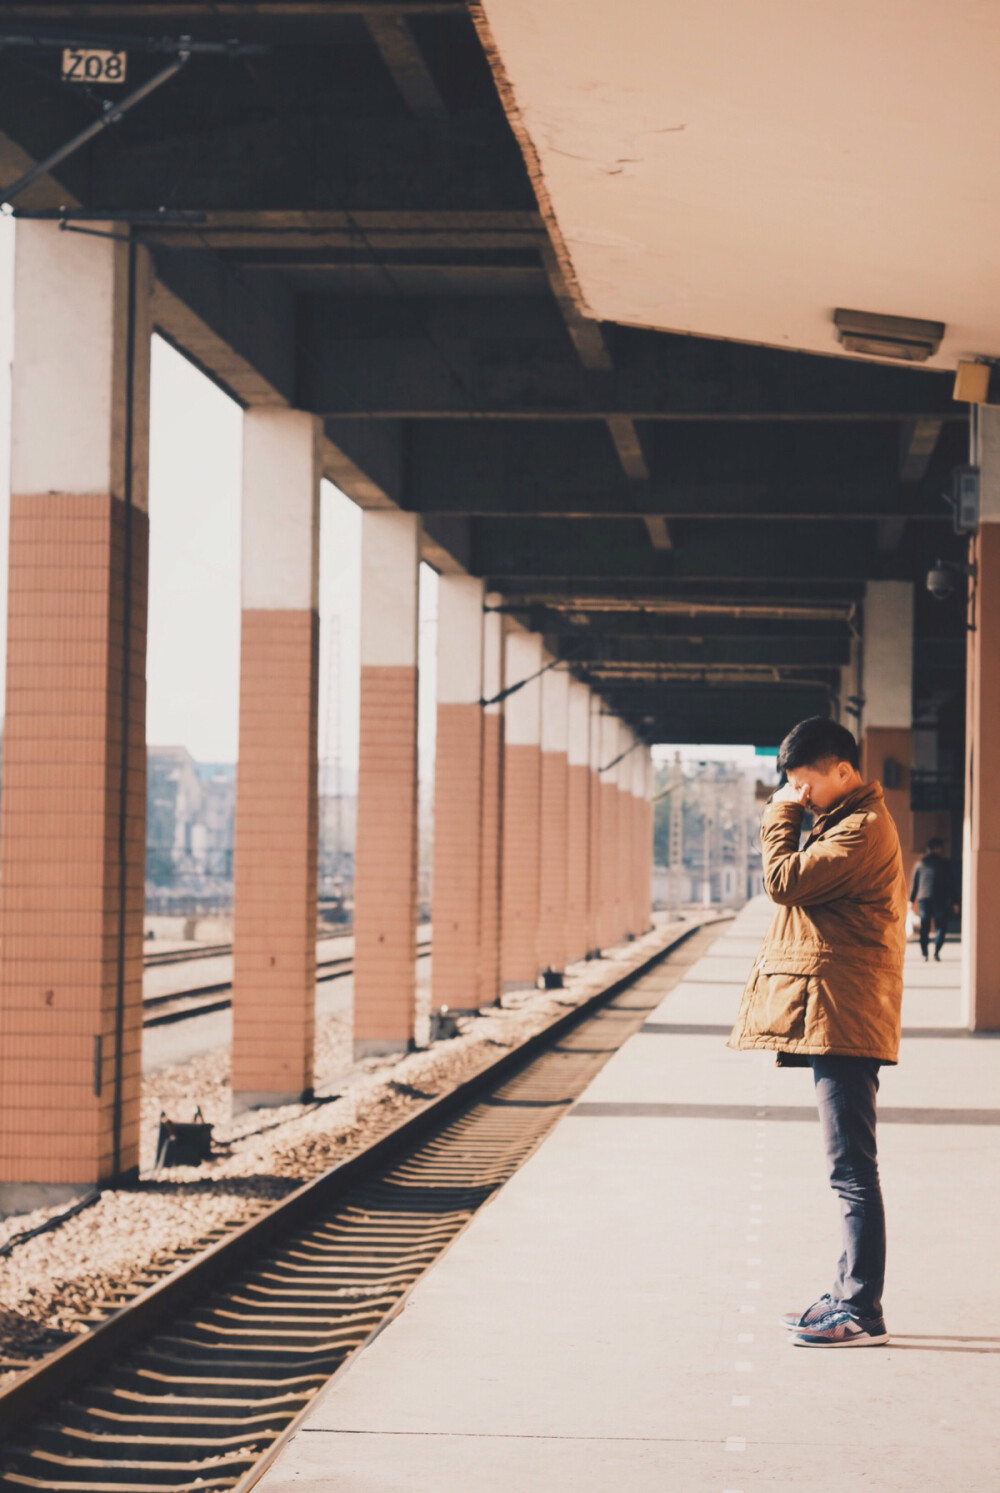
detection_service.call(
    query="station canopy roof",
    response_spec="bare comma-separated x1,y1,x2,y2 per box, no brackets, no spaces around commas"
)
0,0,975,744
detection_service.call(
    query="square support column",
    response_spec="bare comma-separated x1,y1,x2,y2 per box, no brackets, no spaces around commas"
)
538,664,569,978
861,581,916,871
232,410,320,1112
354,511,421,1057
598,714,621,949
500,626,543,990
963,408,1000,1031
0,223,151,1207
617,726,635,938
432,575,485,1013
565,681,592,964
478,599,505,1006
632,746,652,936
586,693,604,955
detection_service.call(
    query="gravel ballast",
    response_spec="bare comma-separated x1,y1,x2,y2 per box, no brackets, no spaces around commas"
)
0,919,696,1385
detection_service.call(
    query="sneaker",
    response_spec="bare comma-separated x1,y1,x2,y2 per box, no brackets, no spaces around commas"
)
780,1293,833,1330
791,1306,889,1348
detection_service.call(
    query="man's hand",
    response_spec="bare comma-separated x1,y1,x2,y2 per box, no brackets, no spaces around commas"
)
772,780,811,808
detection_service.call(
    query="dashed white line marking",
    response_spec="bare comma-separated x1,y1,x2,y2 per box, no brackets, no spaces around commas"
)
731,1395,750,1407
734,1360,753,1373
739,1304,756,1314
726,1437,747,1452
745,1280,760,1289
746,1234,760,1243
738,1332,754,1343
750,1202,762,1211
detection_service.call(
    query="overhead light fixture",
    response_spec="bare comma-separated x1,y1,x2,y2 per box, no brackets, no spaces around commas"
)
833,308,944,362
953,360,992,404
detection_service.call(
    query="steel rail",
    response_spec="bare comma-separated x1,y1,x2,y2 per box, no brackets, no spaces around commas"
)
141,942,432,1028
0,919,717,1490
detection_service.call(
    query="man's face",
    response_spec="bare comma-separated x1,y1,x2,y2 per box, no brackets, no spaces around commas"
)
786,759,858,815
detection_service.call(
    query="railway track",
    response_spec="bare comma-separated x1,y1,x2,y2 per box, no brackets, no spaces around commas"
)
142,936,431,1029
0,920,717,1492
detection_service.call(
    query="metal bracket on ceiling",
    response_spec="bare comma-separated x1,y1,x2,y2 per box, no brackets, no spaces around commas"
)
0,29,270,211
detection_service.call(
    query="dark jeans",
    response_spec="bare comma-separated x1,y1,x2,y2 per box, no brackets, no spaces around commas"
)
918,898,948,958
811,1055,885,1320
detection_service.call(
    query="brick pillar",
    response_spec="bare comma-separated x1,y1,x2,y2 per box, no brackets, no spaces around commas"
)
964,409,1000,1030
565,680,591,964
538,664,569,978
354,511,421,1056
500,625,542,989
617,725,635,938
432,575,484,1013
586,692,603,954
861,581,916,874
632,746,651,936
232,410,320,1112
598,714,621,949
641,748,655,932
0,223,151,1207
478,600,505,1006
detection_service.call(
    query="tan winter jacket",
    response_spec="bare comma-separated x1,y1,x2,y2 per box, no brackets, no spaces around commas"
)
728,781,908,1064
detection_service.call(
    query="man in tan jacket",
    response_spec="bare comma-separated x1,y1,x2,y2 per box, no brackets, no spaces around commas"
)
729,716,907,1348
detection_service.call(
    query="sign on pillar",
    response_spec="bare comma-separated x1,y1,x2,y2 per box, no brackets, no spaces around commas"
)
478,598,505,1006
432,575,485,1014
538,664,570,981
0,223,152,1207
500,625,543,989
232,409,320,1113
566,680,592,965
354,511,421,1057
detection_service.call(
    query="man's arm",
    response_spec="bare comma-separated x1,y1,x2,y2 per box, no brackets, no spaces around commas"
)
909,865,920,904
761,802,872,907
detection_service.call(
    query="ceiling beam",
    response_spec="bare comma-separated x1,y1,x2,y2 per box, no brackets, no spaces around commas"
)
552,635,851,667
365,14,449,118
297,298,962,419
475,517,890,582
400,420,956,517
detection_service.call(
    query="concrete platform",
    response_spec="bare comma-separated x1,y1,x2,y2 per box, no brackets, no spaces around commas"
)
257,901,1000,1492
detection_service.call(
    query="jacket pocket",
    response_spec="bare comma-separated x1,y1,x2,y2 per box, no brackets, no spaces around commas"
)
753,970,810,1041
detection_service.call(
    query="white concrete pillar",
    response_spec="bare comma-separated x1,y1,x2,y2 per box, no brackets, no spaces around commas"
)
538,664,570,976
478,598,505,1005
586,692,604,954
598,712,621,948
233,409,321,1110
566,680,592,963
616,724,635,938
500,625,543,988
432,575,485,1012
354,510,421,1055
0,221,152,1204
963,406,1000,1030
862,580,916,866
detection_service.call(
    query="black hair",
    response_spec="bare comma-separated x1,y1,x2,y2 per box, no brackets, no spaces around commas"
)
927,837,945,852
776,716,860,774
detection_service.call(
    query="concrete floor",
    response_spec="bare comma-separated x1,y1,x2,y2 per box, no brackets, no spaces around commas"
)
257,902,1000,1492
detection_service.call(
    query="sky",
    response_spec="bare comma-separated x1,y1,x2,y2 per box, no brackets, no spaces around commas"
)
0,218,439,778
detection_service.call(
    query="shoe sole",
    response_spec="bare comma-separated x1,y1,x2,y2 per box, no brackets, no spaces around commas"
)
792,1332,890,1348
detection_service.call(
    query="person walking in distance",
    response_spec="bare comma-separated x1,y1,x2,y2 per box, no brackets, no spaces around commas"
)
909,837,956,962
729,718,907,1348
